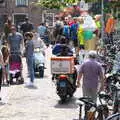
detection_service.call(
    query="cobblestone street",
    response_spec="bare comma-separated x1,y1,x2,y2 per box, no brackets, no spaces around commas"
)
0,46,82,120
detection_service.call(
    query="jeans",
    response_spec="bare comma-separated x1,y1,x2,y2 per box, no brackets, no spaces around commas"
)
26,56,34,82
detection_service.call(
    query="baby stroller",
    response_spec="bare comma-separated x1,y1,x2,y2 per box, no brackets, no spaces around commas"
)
9,54,24,84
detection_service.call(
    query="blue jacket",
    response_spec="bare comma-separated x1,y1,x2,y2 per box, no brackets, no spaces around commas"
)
52,44,73,56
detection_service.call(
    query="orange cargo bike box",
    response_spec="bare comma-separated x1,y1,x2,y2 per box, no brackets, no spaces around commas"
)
51,56,75,74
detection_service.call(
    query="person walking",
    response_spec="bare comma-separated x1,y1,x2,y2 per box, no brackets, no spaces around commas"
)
105,14,117,44
37,23,47,39
62,22,70,44
70,17,79,49
20,17,34,43
77,17,85,50
4,18,12,42
53,17,64,44
24,32,35,86
76,51,104,102
7,26,24,84
8,26,24,54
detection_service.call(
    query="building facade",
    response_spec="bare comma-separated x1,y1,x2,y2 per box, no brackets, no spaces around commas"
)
0,0,57,32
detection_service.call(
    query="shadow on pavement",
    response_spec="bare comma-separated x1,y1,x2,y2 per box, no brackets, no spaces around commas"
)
54,97,78,109
24,85,38,89
35,74,50,79
0,102,6,106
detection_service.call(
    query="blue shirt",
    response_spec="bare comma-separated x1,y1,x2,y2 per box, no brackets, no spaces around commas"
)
63,25,70,39
26,40,34,58
70,23,78,40
37,25,47,37
52,44,73,56
8,32,23,52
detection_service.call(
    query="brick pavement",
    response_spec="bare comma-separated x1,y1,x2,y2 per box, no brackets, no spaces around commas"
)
0,46,83,120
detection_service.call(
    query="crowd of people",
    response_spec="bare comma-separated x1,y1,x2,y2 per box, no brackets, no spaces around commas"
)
0,9,119,103
0,17,47,100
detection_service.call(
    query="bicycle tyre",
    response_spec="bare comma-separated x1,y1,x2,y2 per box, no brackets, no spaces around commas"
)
106,113,120,120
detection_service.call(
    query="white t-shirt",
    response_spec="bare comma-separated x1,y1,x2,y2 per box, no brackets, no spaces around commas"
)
33,37,46,50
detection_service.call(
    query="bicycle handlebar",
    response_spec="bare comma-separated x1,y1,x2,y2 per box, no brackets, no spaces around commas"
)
98,92,111,100
105,113,120,120
78,97,96,107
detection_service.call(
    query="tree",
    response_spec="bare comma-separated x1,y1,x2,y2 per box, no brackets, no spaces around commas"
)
35,0,120,16
36,0,98,9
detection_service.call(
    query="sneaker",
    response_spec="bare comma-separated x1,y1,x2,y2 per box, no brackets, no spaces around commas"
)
29,82,34,86
26,82,34,87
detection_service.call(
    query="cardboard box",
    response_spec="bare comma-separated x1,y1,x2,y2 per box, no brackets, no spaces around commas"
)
51,56,74,74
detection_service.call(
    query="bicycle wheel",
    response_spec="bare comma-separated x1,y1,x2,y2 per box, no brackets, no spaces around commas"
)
106,113,120,120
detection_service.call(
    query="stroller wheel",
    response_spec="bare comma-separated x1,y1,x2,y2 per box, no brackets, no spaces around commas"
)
6,80,10,85
9,75,14,85
17,77,24,84
39,67,44,78
10,80,15,85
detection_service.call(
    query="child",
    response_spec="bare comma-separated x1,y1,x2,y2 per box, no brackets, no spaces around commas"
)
0,50,4,100
1,43,9,85
25,32,35,86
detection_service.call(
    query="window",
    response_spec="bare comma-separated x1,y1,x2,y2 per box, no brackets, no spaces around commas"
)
16,0,28,7
0,0,4,3
0,0,5,7
42,12,54,27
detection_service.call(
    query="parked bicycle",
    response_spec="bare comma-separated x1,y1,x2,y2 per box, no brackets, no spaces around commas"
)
76,92,109,120
105,72,120,114
106,113,120,120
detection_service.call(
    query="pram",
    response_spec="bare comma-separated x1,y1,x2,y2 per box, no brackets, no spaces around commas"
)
9,54,24,84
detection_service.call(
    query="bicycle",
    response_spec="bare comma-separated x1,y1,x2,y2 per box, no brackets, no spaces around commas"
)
106,113,120,120
105,72,120,114
77,93,109,120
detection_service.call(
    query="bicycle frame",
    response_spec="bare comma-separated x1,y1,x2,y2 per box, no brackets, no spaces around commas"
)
77,95,109,120
106,113,120,120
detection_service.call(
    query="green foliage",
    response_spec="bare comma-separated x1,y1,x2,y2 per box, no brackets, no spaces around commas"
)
36,0,98,9
35,0,120,10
